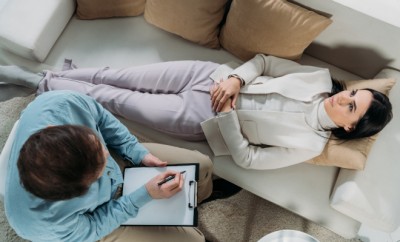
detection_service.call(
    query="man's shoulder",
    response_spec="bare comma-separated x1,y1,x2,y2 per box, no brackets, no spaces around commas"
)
19,91,96,130
33,91,97,111
37,90,88,102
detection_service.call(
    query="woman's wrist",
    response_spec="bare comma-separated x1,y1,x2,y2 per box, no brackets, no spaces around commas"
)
228,74,245,87
219,98,233,113
217,109,234,117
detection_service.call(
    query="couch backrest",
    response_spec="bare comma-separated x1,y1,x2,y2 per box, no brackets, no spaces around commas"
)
295,0,400,79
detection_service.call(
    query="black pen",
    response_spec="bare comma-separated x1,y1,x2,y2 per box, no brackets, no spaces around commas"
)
157,171,186,186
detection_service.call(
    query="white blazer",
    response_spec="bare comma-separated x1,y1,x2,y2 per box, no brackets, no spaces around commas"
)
201,55,333,170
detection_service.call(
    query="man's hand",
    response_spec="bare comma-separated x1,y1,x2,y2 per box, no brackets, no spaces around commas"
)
210,77,241,112
145,170,184,199
141,153,167,167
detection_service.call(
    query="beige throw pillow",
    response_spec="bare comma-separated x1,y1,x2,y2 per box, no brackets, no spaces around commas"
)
77,0,145,20
308,78,396,170
220,0,332,60
144,0,228,48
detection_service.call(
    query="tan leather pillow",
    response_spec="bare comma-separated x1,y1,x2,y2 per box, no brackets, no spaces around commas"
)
220,0,332,61
77,0,145,20
144,0,228,48
308,78,396,170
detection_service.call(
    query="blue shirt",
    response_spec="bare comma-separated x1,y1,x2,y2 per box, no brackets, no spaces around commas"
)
5,91,153,242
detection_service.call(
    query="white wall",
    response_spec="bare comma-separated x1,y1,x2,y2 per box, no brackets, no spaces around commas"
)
332,0,400,28
293,0,400,78
0,0,7,12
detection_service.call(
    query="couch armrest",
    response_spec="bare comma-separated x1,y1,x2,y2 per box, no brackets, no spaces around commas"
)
330,68,400,232
0,0,75,62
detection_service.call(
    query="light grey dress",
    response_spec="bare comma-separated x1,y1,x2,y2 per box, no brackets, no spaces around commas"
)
38,60,219,140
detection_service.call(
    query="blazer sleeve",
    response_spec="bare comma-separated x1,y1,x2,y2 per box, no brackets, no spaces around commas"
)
216,111,320,169
230,54,324,86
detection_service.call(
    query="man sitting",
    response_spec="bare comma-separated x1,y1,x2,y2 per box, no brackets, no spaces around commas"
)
4,90,213,242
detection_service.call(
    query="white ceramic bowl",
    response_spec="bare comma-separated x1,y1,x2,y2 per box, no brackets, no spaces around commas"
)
258,230,320,242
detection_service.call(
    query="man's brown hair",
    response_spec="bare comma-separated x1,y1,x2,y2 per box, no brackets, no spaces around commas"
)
17,125,105,201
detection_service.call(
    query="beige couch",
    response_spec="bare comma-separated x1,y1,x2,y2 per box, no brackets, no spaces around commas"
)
1,0,400,239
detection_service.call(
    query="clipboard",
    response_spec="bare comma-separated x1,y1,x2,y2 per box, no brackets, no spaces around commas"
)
121,163,199,226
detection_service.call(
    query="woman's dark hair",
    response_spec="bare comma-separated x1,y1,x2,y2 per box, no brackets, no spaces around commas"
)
329,79,393,140
17,125,105,201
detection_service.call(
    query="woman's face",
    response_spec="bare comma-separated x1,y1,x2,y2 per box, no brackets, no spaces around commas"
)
324,89,373,132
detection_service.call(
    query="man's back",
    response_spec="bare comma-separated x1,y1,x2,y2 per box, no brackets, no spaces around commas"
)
4,91,150,241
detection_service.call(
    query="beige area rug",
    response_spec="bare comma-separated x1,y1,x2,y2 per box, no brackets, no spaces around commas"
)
0,95,361,242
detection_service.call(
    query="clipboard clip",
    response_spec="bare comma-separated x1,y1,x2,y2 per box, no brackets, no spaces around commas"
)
188,180,197,208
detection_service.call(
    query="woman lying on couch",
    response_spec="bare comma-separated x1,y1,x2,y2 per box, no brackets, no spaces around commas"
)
1,54,393,169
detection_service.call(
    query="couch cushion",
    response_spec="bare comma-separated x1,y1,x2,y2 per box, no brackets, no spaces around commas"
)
0,0,75,62
219,0,332,61
144,0,228,49
76,0,145,20
308,77,396,170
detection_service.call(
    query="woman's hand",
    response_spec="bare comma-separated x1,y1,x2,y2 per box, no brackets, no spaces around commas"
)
145,170,184,199
210,77,241,112
141,153,167,167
